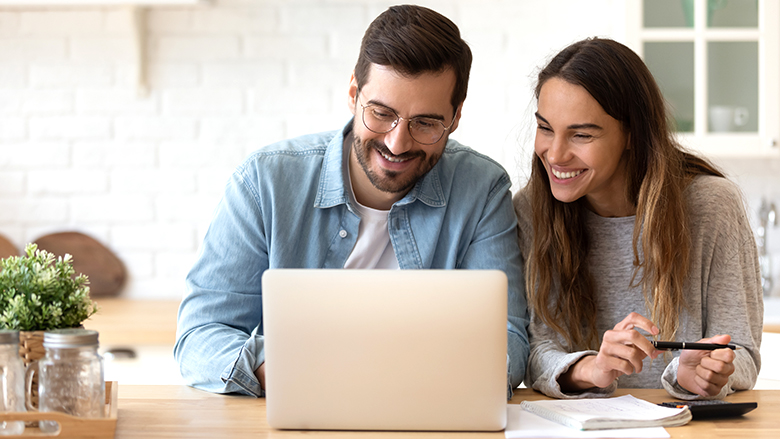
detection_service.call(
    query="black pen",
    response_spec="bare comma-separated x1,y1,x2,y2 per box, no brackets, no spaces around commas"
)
652,341,738,350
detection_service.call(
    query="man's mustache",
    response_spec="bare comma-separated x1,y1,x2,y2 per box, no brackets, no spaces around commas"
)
365,138,424,161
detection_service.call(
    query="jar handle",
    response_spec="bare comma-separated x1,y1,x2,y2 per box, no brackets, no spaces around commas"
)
24,360,39,412
1,364,7,410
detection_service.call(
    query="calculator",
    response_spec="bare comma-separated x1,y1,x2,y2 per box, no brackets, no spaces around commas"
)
658,400,758,419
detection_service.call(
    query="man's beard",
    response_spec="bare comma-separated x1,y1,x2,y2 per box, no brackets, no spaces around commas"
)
352,134,442,195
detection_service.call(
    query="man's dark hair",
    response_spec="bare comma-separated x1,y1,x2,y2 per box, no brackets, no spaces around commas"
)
354,5,472,114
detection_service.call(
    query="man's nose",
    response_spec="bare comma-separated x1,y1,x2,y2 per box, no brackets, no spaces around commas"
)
383,120,414,156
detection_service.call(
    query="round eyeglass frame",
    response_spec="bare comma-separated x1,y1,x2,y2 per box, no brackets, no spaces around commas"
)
356,91,456,145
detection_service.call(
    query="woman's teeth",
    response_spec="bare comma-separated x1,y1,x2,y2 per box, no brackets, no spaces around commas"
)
551,168,583,180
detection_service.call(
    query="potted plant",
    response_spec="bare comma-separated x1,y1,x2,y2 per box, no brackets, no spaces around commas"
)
0,243,98,407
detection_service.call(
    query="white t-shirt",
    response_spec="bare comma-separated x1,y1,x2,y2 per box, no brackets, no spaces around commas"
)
342,134,399,269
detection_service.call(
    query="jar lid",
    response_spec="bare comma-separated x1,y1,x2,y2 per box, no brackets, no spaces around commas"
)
0,329,19,344
43,328,99,348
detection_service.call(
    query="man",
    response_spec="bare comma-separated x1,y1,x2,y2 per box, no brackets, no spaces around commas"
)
174,5,528,397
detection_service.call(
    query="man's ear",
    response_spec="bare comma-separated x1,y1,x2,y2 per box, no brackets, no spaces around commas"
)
348,72,358,116
449,104,464,134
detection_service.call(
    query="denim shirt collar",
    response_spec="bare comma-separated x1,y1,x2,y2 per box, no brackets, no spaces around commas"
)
314,120,446,210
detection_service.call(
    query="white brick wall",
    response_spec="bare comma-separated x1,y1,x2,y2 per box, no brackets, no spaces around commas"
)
0,0,778,300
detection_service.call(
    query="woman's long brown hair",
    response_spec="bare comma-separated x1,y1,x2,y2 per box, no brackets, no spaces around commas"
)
527,38,724,350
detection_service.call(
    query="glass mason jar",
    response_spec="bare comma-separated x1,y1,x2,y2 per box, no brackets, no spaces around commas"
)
0,330,25,436
36,329,104,433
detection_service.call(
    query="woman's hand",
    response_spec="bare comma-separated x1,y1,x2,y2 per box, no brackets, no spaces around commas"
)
559,312,662,392
676,334,736,397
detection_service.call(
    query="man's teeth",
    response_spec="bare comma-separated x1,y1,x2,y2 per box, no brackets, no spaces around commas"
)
381,151,408,163
551,168,583,179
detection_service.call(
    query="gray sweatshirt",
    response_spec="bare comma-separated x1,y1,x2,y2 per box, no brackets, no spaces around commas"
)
513,175,763,399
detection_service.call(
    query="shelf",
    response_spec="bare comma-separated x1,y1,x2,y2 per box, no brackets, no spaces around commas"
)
676,133,780,158
0,1,204,5
85,298,179,345
0,0,210,96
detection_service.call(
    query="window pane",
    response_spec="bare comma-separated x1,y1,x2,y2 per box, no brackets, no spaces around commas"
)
708,41,758,132
644,42,695,132
644,0,691,28
708,0,758,28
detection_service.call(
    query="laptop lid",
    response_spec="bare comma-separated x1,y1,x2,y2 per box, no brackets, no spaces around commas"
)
262,269,508,431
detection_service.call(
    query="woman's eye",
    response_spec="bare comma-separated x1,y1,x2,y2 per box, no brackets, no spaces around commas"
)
537,125,552,132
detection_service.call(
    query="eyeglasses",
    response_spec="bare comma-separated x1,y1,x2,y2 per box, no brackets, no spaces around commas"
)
356,92,456,145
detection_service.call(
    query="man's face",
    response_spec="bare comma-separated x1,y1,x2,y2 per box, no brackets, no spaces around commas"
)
347,64,461,210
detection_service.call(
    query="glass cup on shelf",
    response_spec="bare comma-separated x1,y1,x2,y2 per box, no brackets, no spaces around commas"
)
708,105,749,132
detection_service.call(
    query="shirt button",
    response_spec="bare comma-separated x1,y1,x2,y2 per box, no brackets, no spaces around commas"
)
339,229,348,238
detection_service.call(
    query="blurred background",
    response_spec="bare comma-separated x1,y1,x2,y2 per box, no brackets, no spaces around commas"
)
0,0,778,385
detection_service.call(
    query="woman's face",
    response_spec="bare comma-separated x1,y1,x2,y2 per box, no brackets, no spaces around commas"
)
534,77,633,217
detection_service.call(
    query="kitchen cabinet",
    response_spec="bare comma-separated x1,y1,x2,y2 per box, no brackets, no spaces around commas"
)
625,0,780,157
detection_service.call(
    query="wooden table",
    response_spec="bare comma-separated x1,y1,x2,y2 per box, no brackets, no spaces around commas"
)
114,385,780,439
764,323,780,333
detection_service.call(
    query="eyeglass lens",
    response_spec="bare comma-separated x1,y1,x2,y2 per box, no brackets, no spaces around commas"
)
361,104,449,145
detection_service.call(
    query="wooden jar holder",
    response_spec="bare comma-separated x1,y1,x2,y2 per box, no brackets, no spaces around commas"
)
0,381,118,439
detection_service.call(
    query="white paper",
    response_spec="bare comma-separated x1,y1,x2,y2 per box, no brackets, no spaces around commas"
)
523,395,688,422
505,405,671,439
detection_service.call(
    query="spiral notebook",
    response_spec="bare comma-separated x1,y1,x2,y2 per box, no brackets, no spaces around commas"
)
520,395,692,431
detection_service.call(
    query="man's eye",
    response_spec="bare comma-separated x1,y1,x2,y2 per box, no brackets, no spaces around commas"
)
371,108,395,120
414,118,438,129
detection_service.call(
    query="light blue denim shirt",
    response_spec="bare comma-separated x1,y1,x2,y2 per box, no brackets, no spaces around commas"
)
174,122,529,397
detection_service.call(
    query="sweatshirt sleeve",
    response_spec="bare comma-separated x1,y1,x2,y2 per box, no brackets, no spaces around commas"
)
662,177,763,399
526,315,617,398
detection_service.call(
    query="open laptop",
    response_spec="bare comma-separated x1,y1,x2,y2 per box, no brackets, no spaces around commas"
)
262,269,508,431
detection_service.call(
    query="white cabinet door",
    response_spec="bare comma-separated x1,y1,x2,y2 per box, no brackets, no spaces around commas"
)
626,0,780,157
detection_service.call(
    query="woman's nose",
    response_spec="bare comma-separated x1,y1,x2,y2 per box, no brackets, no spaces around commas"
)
546,136,571,165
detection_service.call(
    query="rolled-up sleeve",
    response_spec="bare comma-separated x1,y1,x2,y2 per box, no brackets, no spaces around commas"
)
174,168,269,397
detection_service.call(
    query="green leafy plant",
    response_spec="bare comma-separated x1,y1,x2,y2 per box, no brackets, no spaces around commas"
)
0,243,98,331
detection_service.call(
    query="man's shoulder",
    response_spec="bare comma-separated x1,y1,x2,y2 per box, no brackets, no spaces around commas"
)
247,130,339,161
232,129,342,193
440,139,509,179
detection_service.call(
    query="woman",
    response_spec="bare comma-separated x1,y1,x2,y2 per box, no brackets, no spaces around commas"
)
514,37,762,399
